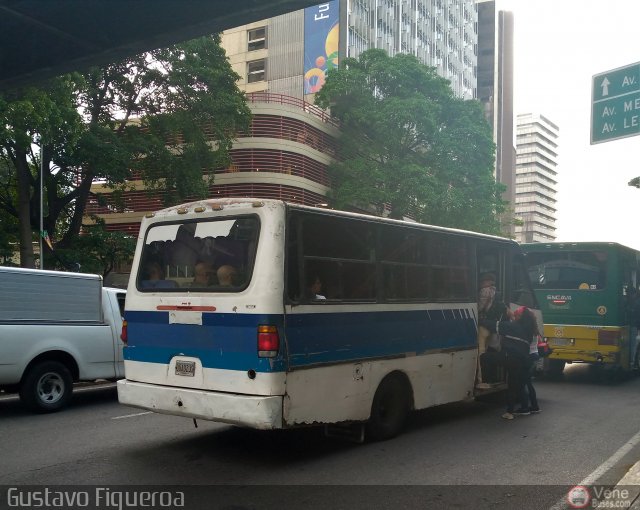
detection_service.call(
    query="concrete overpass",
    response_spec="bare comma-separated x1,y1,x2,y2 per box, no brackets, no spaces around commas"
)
0,0,318,91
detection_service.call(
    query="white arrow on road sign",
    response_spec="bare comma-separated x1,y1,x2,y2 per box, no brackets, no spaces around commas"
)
601,77,610,96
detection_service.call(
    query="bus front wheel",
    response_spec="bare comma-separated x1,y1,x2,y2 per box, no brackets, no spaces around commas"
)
366,373,412,441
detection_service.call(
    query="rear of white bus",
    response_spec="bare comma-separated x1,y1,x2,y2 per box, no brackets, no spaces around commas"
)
117,199,288,429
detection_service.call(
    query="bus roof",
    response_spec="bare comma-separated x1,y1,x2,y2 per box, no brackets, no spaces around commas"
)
145,198,518,246
522,241,640,253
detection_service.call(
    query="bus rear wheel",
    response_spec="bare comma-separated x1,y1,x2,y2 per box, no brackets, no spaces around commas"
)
366,373,412,441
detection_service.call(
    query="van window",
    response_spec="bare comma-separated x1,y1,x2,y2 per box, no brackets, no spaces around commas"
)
137,216,260,292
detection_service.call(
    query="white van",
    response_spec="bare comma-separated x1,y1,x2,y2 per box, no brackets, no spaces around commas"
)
0,267,126,412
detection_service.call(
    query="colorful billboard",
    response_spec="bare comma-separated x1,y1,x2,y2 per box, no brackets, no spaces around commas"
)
304,1,339,96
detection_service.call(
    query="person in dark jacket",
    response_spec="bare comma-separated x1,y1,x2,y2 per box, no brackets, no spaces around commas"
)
515,306,541,415
480,305,539,420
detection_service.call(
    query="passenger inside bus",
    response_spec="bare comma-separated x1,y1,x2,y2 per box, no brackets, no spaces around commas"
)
191,261,215,287
307,275,326,301
217,265,238,287
141,260,178,289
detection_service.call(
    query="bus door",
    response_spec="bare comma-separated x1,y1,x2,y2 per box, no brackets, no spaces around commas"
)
475,244,508,387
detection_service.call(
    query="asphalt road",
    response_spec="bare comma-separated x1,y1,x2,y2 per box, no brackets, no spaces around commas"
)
2,365,640,509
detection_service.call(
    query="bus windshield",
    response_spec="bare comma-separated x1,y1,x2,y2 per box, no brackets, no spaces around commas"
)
136,216,260,291
527,250,608,290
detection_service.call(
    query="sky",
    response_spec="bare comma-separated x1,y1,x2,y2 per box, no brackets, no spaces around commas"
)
497,0,640,250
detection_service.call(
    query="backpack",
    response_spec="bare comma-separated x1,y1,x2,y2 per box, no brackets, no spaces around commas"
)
537,336,553,358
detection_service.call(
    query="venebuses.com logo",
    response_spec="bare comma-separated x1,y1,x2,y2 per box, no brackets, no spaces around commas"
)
567,486,591,509
566,485,632,509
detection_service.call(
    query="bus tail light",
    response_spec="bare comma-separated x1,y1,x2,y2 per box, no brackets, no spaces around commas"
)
258,325,279,357
121,320,128,345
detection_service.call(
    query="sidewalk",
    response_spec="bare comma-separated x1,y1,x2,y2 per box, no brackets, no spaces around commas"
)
608,460,640,509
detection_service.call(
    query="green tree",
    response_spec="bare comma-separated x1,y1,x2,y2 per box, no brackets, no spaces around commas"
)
54,223,136,278
0,34,251,269
315,49,505,234
0,157,20,263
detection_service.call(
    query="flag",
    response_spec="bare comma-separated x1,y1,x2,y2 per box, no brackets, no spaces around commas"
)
41,230,53,250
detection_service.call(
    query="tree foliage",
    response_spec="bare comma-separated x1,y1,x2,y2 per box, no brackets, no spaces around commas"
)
53,223,136,278
0,34,251,269
315,49,505,234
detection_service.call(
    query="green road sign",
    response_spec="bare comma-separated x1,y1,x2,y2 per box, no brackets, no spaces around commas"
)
591,62,640,144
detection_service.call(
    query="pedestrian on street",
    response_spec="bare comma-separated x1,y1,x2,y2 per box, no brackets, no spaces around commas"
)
480,305,540,420
517,308,541,415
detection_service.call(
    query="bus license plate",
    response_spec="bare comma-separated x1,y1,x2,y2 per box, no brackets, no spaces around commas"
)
175,360,196,377
551,337,570,346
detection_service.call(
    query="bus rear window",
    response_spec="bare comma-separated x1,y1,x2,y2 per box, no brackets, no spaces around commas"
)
527,251,607,290
137,216,259,292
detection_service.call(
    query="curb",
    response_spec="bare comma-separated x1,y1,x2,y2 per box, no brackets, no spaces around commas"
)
614,460,640,509
618,461,640,486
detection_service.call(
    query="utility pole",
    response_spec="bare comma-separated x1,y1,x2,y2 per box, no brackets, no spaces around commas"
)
39,141,44,269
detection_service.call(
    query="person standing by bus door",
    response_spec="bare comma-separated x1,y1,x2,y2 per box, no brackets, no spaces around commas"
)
480,306,538,420
626,286,640,370
625,283,640,370
518,312,541,415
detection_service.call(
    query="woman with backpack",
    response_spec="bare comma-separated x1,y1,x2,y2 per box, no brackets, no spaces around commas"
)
480,305,540,420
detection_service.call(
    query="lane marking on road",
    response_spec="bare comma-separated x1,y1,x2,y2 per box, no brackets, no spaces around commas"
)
549,428,640,510
0,383,116,402
112,411,153,420
75,383,117,392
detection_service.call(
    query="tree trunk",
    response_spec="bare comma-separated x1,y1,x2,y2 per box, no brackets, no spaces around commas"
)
58,169,94,248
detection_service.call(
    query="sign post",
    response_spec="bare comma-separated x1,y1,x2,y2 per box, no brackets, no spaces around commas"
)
591,62,640,144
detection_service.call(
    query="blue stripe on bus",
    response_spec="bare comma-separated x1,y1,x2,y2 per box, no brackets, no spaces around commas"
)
124,311,286,372
124,308,477,372
285,309,476,368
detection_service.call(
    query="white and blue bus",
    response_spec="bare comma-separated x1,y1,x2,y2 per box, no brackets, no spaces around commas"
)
117,198,539,440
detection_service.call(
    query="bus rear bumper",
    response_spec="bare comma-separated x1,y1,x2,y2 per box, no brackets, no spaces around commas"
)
550,349,619,365
117,379,283,429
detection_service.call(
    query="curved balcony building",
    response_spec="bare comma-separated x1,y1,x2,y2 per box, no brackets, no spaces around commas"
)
86,93,340,235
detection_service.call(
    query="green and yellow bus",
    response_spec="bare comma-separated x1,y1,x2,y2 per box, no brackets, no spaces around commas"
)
523,242,640,375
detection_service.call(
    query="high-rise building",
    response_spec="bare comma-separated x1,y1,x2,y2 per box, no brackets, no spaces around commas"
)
222,0,478,100
89,1,505,238
514,113,559,243
476,0,515,235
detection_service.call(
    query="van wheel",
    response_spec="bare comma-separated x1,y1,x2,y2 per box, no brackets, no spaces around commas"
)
20,361,73,413
366,374,411,441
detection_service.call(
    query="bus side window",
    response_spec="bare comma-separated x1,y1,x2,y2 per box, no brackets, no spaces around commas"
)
300,214,376,302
